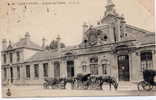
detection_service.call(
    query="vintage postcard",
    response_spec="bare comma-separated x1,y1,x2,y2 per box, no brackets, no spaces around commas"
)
0,0,155,98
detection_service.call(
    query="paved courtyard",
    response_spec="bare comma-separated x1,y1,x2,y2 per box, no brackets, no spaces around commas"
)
2,82,156,98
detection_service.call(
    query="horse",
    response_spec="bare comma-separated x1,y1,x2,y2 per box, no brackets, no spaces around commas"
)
76,73,91,81
73,73,91,89
97,76,118,90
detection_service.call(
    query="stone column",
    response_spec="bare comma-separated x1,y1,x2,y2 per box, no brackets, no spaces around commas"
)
13,52,17,63
111,54,118,80
48,61,53,78
7,67,11,81
116,19,121,41
109,24,115,43
152,50,156,70
1,54,4,65
39,63,44,80
30,64,34,80
129,53,132,81
74,59,79,76
18,65,22,81
20,65,26,83
13,66,17,82
108,63,111,76
98,62,102,76
1,68,4,81
60,60,67,78
131,52,140,81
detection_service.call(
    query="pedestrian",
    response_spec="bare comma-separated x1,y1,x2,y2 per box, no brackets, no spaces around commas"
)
6,79,12,96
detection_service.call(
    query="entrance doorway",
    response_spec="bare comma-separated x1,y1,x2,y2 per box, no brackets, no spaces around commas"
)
67,61,74,78
10,67,13,83
118,55,130,81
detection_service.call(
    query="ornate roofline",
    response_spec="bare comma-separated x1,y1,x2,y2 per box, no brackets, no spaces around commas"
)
126,24,154,34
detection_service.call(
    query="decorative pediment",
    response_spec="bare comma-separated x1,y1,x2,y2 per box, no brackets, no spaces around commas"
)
62,51,77,61
90,56,98,63
82,24,110,48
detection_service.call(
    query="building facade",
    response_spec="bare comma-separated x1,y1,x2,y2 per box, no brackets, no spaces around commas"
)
1,0,156,85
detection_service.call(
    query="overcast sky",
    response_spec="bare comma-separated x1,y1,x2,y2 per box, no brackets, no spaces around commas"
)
0,0,155,46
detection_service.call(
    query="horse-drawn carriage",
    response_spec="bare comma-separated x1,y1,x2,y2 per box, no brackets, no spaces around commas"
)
73,73,118,90
43,78,66,89
43,73,118,90
137,69,156,91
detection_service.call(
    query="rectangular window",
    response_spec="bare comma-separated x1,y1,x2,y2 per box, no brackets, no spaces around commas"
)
3,54,6,64
4,68,7,80
140,52,153,71
10,53,13,63
102,64,107,74
141,61,153,71
16,52,20,62
90,64,98,75
17,66,20,80
34,64,39,79
26,65,30,79
43,63,48,77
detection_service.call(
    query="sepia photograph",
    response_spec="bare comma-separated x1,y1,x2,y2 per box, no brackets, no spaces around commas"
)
0,0,155,98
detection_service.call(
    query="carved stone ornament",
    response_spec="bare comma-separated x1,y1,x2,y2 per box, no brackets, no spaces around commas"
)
88,33,97,46
85,27,98,46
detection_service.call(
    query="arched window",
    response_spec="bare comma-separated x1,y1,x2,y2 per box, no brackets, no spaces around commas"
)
90,56,98,75
16,52,20,62
3,54,6,64
140,51,153,71
3,68,7,80
34,64,39,79
9,53,13,63
17,66,20,80
43,63,48,77
26,65,30,79
81,61,87,72
101,59,109,75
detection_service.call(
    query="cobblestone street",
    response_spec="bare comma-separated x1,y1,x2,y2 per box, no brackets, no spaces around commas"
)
2,82,156,98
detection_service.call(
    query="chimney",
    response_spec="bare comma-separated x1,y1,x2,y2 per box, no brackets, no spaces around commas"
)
25,32,31,45
7,40,13,49
42,37,46,48
56,35,61,49
2,39,7,51
120,14,126,40
25,32,30,39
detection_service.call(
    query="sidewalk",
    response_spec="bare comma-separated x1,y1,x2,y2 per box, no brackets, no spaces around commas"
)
118,81,138,91
2,82,156,97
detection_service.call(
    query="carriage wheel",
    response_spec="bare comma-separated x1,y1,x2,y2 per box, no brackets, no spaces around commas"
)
137,81,153,91
142,82,153,91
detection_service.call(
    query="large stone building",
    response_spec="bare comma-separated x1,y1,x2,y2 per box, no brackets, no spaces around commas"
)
1,0,156,85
